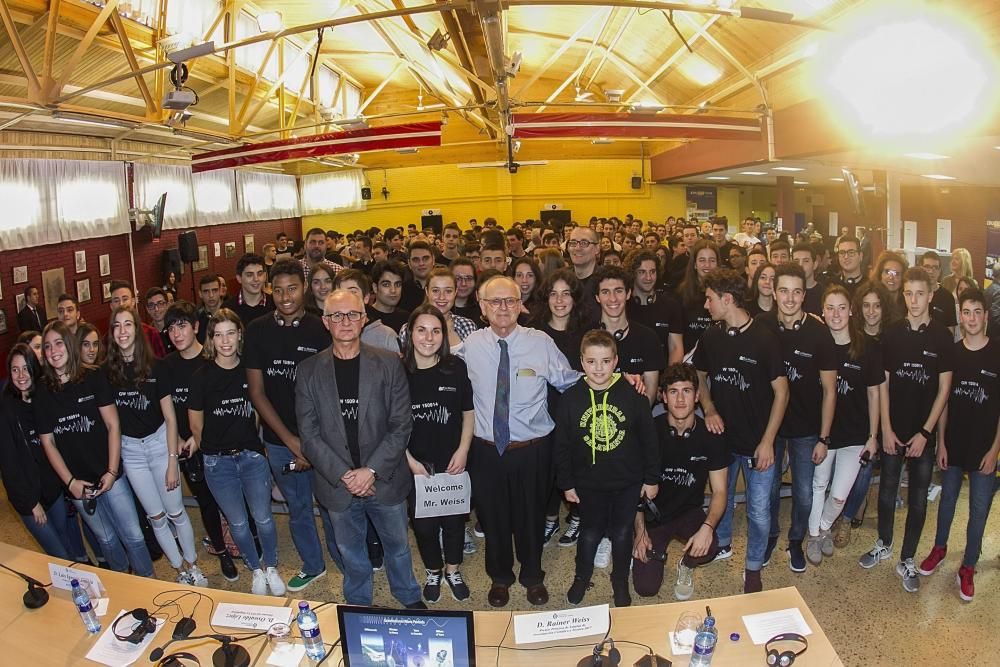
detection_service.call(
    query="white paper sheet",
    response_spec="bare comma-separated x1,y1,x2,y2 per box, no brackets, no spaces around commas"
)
741,607,812,645
266,644,307,667
85,609,165,667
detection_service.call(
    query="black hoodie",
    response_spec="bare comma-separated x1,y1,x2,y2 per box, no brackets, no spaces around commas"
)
0,394,63,516
554,375,660,492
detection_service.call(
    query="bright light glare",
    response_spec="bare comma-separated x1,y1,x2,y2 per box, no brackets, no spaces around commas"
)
706,176,730,180
0,183,42,230
772,166,804,171
814,5,996,141
921,174,956,180
903,152,949,160
678,55,722,87
795,0,835,18
740,171,768,175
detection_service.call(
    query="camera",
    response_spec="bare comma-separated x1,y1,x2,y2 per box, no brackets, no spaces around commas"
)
646,548,667,562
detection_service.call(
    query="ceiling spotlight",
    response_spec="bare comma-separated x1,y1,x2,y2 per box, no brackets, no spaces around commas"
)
256,11,282,33
427,29,450,52
630,102,665,113
574,85,594,102
695,100,711,114
604,89,624,103
505,51,522,77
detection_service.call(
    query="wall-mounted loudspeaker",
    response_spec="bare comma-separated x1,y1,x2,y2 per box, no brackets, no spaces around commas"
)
631,176,642,190
178,231,199,263
361,187,372,200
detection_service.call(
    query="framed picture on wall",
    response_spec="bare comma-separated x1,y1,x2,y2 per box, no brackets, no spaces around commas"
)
75,250,87,274
16,293,25,314
194,245,209,271
0,309,7,335
102,281,112,303
77,279,91,304
224,241,236,258
41,268,65,316
13,266,28,284
99,254,111,277
244,234,254,254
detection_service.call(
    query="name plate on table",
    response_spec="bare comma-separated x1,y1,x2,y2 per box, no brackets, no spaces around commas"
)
513,604,610,644
48,562,105,594
211,603,292,630
414,472,472,518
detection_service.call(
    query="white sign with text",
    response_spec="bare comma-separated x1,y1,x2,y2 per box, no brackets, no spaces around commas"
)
414,472,472,518
48,562,105,594
513,604,610,644
211,603,292,630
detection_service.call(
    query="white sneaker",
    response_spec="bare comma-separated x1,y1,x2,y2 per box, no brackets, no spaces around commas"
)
463,527,477,555
594,538,612,569
251,568,267,595
176,570,194,586
187,565,208,587
266,567,286,596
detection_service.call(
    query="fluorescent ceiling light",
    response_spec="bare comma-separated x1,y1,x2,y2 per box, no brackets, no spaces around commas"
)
592,138,614,144
921,174,956,180
829,177,844,182
772,166,804,172
52,111,139,129
677,55,722,87
794,180,809,185
631,102,665,113
739,171,767,176
706,176,730,180
904,152,949,160
256,11,282,33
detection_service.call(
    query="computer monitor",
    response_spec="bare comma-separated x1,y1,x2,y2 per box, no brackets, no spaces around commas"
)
337,605,476,667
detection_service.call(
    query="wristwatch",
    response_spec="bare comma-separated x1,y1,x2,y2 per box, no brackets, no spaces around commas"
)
368,467,379,480
818,436,831,446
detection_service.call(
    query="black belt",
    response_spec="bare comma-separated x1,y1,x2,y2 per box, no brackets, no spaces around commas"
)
477,437,544,451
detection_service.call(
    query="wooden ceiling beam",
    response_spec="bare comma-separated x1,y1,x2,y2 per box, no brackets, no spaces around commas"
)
55,0,120,101
622,13,720,105
109,9,157,116
0,0,41,100
238,34,319,134
513,6,607,98
42,0,61,81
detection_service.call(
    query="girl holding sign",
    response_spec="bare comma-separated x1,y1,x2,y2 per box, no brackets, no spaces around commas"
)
402,304,474,604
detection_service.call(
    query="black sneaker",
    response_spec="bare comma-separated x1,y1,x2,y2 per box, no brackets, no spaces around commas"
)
369,540,384,572
543,518,559,546
444,570,471,601
612,585,632,608
423,570,442,603
219,553,239,582
787,540,806,573
567,577,589,605
405,601,428,610
763,535,779,567
711,544,732,563
558,515,581,547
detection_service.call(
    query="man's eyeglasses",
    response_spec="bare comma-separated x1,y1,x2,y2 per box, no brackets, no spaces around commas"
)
146,301,168,310
566,240,597,248
838,249,859,257
482,297,519,309
455,276,476,283
323,311,364,323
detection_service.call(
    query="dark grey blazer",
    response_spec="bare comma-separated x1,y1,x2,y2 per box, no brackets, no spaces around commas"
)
295,344,412,512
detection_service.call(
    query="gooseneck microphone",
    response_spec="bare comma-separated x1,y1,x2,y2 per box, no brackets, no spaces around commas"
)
0,562,50,609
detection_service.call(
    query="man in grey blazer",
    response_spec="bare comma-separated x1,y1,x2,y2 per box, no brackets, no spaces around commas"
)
296,289,424,608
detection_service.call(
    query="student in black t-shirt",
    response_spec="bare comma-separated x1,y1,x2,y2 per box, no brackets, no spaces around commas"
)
626,250,685,365
222,253,275,326
806,286,882,565
35,321,154,577
746,263,775,317
792,243,827,316
919,251,958,333
858,268,953,594
189,309,285,597
757,263,837,572
162,301,237,580
368,260,411,333
693,269,787,594
632,363,729,601
917,288,999,602
245,260,341,594
0,343,88,561
593,265,665,406
678,240,720,355
107,306,205,586
402,304,475,604
555,330,659,607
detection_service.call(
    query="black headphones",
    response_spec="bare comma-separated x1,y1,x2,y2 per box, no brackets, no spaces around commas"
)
667,423,695,439
726,317,753,337
600,321,630,341
158,652,201,667
273,311,302,327
112,608,157,644
907,320,929,334
632,293,656,305
777,314,806,332
578,638,621,667
765,633,808,666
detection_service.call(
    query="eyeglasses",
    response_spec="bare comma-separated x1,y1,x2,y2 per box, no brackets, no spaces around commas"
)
482,297,519,309
146,301,167,310
455,275,476,283
838,249,858,257
566,240,597,248
323,311,364,323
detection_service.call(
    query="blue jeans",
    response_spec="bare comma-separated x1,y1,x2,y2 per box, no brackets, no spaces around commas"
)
265,442,343,575
72,476,154,577
328,496,421,606
843,461,874,520
770,436,817,542
933,466,995,567
718,455,776,570
19,495,73,560
204,450,278,571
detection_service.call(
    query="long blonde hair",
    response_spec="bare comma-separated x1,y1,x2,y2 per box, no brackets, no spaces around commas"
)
951,248,973,282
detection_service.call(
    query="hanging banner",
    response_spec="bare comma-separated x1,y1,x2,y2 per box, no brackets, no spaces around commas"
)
511,113,762,141
192,122,443,173
686,186,717,220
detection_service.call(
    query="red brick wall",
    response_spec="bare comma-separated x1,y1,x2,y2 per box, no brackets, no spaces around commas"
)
0,218,301,354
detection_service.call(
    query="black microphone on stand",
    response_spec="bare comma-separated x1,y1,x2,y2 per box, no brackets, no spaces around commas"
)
0,562,50,609
149,633,251,667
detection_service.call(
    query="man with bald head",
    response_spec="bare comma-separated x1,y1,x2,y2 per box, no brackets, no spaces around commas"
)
458,275,582,607
296,289,423,608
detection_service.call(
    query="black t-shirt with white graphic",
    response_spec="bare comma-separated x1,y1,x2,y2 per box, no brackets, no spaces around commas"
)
34,367,113,481
612,321,666,375
756,312,838,438
649,416,730,523
334,355,361,468
538,322,588,372
160,353,208,440
683,303,713,354
188,363,262,455
107,361,171,439
406,357,474,471
881,318,955,442
693,318,784,456
830,340,884,448
243,313,329,445
945,339,1000,471
930,288,958,328
628,292,685,355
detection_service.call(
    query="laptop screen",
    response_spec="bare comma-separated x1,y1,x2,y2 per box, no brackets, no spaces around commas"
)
337,605,477,667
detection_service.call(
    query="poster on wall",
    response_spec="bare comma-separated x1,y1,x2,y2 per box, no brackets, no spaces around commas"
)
987,220,1000,282
13,266,28,284
0,310,7,335
224,241,236,258
99,254,111,277
102,281,112,303
74,250,86,274
76,279,91,304
244,234,254,254
686,186,717,221
16,293,25,314
41,268,65,316
194,245,209,271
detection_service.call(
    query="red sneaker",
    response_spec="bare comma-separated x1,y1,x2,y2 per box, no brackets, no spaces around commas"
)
957,566,975,601
917,544,947,576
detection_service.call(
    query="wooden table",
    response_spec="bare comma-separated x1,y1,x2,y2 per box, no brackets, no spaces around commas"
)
0,541,842,665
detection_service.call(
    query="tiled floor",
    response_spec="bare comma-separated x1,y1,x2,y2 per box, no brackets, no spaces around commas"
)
2,481,998,666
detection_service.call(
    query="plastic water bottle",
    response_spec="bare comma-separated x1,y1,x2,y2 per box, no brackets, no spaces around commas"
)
690,616,717,666
71,579,101,634
297,601,325,660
